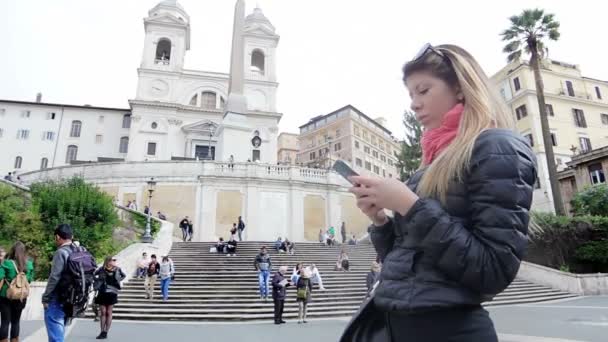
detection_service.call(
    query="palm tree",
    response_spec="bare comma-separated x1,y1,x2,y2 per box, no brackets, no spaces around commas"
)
501,9,564,215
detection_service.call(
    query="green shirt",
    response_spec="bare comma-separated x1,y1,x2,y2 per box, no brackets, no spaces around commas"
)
0,259,35,298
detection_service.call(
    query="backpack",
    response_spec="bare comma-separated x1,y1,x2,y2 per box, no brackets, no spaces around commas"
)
58,244,97,318
5,260,30,301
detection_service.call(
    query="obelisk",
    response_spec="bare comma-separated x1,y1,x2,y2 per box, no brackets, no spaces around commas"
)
225,0,248,115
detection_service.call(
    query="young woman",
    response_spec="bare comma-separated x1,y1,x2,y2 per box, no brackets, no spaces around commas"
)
0,242,34,342
94,256,126,339
349,44,537,341
291,263,303,285
159,256,174,302
296,268,313,324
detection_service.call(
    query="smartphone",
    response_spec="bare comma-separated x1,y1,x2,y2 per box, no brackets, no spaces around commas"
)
332,160,359,185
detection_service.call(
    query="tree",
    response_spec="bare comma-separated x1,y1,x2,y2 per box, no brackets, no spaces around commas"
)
396,110,423,181
501,8,564,215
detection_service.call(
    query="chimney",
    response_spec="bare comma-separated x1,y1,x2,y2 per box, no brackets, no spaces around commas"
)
36,92,42,103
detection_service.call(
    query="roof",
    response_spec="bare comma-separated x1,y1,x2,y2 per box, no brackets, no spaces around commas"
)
0,99,130,112
299,104,392,136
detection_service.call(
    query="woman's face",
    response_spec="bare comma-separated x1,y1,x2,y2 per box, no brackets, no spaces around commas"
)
406,71,461,130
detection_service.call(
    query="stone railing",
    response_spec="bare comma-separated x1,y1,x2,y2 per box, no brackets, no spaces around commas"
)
18,160,347,187
517,261,608,295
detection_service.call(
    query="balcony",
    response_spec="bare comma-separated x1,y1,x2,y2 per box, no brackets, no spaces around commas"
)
556,89,592,101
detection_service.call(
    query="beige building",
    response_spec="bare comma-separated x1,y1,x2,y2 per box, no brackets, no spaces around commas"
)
491,59,608,212
277,132,299,165
297,105,401,178
557,145,608,215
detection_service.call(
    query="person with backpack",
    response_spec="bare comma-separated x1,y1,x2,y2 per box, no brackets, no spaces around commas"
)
42,224,96,342
93,257,126,340
0,241,34,342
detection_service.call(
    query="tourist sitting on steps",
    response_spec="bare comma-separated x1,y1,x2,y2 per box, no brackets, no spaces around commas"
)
279,239,295,255
254,247,272,300
271,266,291,325
335,249,350,271
307,264,326,291
214,238,226,254
135,252,149,279
274,237,282,252
226,236,237,256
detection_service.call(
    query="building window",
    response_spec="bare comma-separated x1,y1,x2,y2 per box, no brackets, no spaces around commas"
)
579,137,592,153
355,141,360,149
365,161,371,171
383,169,386,177
525,133,534,147
364,146,371,154
550,133,557,146
42,131,55,141
47,112,56,120
119,137,129,153
94,135,102,144
573,109,587,128
21,110,30,118
373,165,380,174
513,77,521,91
515,105,527,120
309,152,316,160
566,80,575,97
355,158,362,167
155,38,171,64
70,120,82,137
252,149,261,162
334,143,342,151
354,126,360,137
147,142,157,156
381,155,386,162
601,114,608,125
14,156,23,169
589,163,606,184
251,49,265,74
545,104,554,117
201,92,217,109
362,131,369,141
388,159,393,166
40,158,48,170
66,145,78,163
122,114,131,128
151,122,158,129
372,150,379,158
335,129,341,138
17,129,29,140
595,86,602,100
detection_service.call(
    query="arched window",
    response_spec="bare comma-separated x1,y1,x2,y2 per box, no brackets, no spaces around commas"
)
40,157,48,170
70,120,82,137
251,49,265,74
155,39,172,65
189,94,198,106
201,92,217,109
122,114,131,129
119,137,129,153
14,156,22,169
66,145,78,164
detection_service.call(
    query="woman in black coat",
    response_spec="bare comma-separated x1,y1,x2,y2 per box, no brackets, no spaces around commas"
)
348,44,537,341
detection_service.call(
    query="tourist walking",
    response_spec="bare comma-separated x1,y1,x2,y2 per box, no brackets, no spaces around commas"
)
93,256,126,339
159,256,174,302
296,268,313,324
144,255,160,300
340,222,347,244
336,249,349,271
345,44,536,341
254,247,272,300
0,241,34,342
179,216,190,242
271,266,290,324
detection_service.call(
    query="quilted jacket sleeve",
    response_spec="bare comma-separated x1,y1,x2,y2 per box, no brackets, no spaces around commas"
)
368,219,396,262
399,131,537,295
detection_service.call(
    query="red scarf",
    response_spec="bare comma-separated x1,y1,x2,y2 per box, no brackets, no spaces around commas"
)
421,103,464,165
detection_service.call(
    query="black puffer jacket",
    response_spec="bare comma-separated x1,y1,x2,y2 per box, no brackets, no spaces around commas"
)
370,129,537,312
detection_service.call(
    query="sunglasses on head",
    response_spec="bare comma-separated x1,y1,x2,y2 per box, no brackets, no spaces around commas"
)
412,43,447,62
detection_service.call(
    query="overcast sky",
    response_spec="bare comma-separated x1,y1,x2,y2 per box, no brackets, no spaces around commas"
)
1,0,605,139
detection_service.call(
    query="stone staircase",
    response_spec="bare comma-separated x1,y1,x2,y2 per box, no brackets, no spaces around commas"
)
108,241,577,321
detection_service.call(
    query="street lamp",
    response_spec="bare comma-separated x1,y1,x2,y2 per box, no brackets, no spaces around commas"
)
142,177,156,243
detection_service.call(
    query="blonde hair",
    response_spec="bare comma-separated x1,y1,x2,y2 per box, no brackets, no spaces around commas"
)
403,44,515,204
